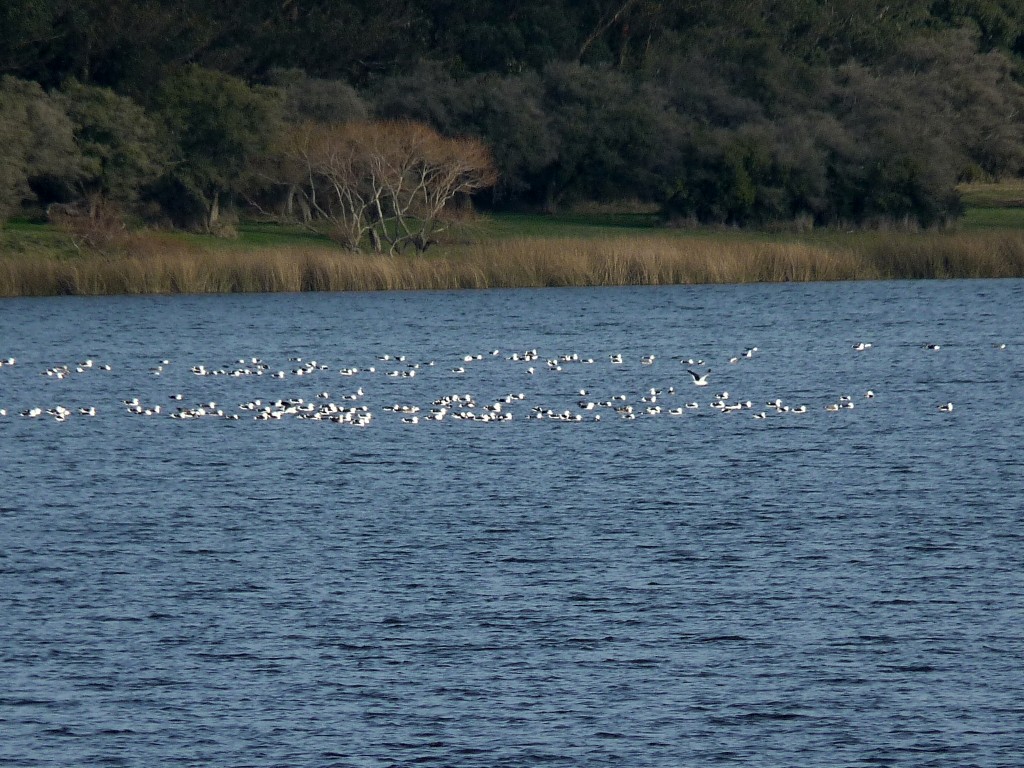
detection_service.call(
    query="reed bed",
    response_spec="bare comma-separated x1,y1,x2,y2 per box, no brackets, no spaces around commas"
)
2,230,1023,297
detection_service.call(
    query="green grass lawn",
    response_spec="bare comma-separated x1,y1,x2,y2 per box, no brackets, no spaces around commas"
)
957,180,1024,229
959,180,1024,209
959,206,1024,229
3,181,1023,260
482,211,662,238
235,222,337,247
476,180,1024,243
161,221,338,251
0,218,82,260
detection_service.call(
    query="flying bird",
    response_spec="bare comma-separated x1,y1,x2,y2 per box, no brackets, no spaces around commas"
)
687,369,711,386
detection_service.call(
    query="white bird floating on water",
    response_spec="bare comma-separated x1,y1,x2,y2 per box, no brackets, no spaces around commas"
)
0,342,913,432
938,402,954,412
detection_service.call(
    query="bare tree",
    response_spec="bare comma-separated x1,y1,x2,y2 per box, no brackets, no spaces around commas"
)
279,120,497,253
366,122,497,253
280,121,377,250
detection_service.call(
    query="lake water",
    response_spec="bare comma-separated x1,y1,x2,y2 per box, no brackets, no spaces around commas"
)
1,280,1023,767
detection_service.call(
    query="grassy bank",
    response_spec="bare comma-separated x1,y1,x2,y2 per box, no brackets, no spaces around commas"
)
2,184,1024,296
3,230,1024,297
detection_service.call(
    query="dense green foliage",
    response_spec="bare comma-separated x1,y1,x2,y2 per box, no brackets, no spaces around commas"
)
152,66,283,232
0,76,82,221
55,80,164,213
2,0,1024,231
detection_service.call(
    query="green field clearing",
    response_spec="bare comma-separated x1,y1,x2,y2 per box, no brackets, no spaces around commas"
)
2,182,1023,285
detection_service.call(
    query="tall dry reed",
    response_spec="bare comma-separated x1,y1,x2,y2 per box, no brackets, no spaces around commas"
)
2,230,1023,297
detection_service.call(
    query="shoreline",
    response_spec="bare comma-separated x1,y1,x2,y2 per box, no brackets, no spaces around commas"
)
3,230,1024,297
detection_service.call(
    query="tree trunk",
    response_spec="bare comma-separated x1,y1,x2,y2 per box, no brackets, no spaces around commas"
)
577,0,639,62
207,190,220,231
543,181,560,214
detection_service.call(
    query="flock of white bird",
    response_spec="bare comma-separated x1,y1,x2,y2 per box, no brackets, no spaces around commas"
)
0,341,969,426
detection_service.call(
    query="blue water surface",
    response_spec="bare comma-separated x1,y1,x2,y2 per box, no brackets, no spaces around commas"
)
1,280,1022,767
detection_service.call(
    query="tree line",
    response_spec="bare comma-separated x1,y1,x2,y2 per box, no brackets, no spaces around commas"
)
3,0,1024,238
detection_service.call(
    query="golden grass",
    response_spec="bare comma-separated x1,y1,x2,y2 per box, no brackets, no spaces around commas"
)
2,230,1023,297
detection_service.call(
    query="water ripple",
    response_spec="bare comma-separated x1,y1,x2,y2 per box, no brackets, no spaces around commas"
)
1,282,1023,767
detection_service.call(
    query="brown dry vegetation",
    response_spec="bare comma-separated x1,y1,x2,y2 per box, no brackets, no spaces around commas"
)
3,229,1023,297
272,120,497,253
